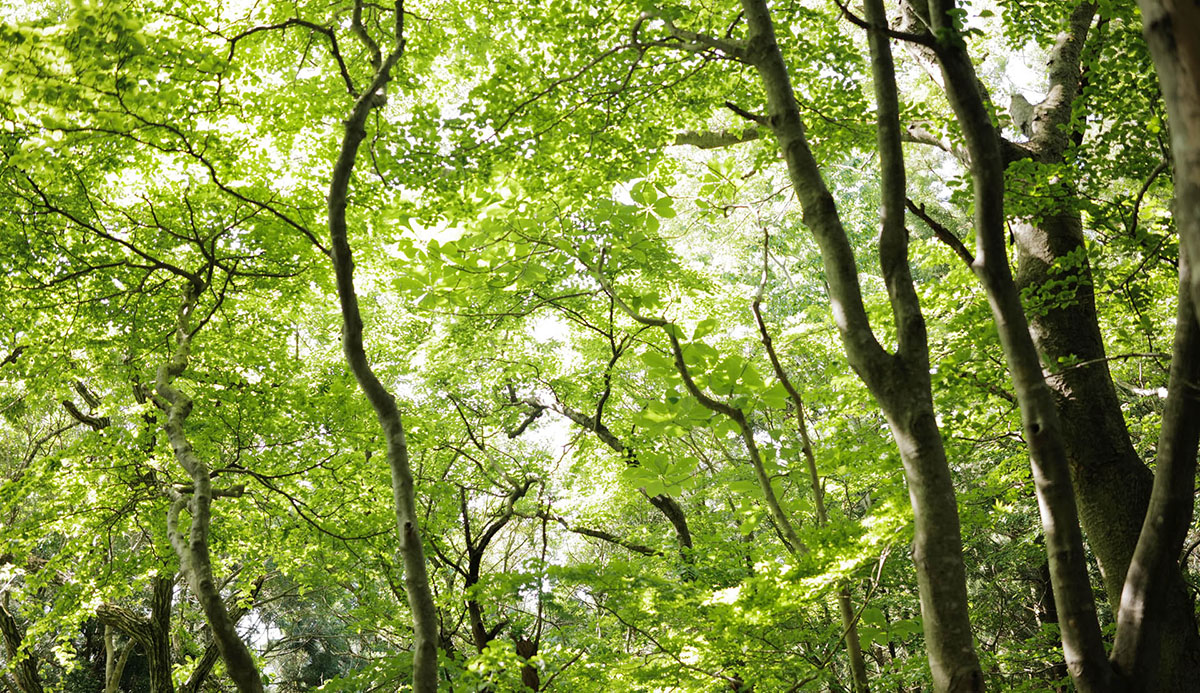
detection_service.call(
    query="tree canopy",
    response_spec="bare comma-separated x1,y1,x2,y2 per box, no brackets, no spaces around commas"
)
1,0,1199,691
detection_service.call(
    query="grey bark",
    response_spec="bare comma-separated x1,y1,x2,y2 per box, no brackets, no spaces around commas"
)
325,4,438,691
95,577,175,693
724,0,984,687
103,626,134,693
97,574,253,693
924,0,1113,689
902,0,1200,685
1110,258,1200,687
1111,4,1200,683
1136,0,1200,327
1002,6,1167,639
152,282,263,693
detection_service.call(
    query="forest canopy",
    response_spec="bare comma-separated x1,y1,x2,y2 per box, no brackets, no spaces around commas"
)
1,0,1199,691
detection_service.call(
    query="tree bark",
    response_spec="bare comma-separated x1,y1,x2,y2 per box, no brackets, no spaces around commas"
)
1110,257,1200,687
95,576,175,693
152,282,263,693
901,0,1200,684
325,6,438,690
103,626,134,693
924,1,1113,689
731,0,984,687
1136,0,1200,326
0,596,43,693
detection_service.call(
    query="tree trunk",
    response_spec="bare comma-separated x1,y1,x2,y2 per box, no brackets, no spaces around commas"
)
1013,212,1200,690
95,576,175,693
1136,0,1200,325
732,0,986,687
515,636,540,691
924,0,1114,688
1110,258,1200,687
0,596,43,693
997,0,1200,683
325,15,439,689
155,283,263,693
103,626,134,693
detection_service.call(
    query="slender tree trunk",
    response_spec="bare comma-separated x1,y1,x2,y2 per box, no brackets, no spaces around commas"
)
734,0,983,687
103,626,134,693
1110,258,1200,687
755,289,869,692
925,1,1114,689
155,283,264,693
325,9,438,689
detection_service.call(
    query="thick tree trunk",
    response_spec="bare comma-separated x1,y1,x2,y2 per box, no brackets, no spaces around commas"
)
1012,212,1150,603
925,0,1113,688
96,576,176,693
0,596,43,693
997,0,1200,683
1014,212,1200,690
514,636,540,691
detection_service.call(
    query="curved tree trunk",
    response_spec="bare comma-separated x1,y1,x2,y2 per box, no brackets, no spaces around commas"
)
154,283,263,693
0,595,43,693
1110,261,1200,687
1118,2,1200,683
739,0,983,686
325,5,439,690
1003,1,1200,684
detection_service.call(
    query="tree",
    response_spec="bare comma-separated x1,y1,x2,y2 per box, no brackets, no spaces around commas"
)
2,0,1199,691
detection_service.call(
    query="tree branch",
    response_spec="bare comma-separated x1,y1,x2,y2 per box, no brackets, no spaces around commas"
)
226,18,357,96
516,510,662,556
673,126,763,149
906,198,974,267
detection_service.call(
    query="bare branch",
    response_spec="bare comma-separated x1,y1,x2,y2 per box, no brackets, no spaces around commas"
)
673,126,763,149
226,18,357,96
906,198,974,267
831,0,935,46
516,510,662,556
638,11,749,62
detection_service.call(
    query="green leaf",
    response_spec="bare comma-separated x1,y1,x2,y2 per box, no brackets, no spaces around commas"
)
693,318,720,340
